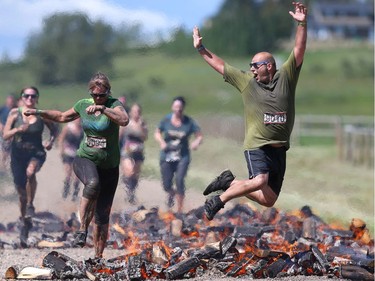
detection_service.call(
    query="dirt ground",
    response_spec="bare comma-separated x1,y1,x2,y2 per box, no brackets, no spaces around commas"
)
0,148,354,280
0,148,204,225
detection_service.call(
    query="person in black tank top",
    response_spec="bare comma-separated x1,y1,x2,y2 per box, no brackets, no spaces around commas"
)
3,86,59,248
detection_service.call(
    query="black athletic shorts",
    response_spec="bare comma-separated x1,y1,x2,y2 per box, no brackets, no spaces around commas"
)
244,145,286,196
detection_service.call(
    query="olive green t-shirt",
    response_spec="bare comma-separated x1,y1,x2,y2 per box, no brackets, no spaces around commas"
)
223,51,302,150
73,97,123,169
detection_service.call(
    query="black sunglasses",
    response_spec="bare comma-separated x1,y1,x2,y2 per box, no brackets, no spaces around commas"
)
22,93,38,99
90,93,108,98
249,60,269,69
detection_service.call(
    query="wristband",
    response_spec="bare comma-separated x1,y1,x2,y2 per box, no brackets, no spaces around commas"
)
297,21,307,26
36,109,43,115
197,45,205,52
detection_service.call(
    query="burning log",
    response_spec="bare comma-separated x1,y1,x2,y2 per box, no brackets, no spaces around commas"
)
152,243,170,264
221,235,237,255
263,255,289,278
165,257,201,280
5,265,53,280
311,245,330,273
225,252,254,277
248,259,268,278
326,245,374,268
190,241,221,260
42,251,96,280
233,225,262,238
340,264,374,281
127,255,143,281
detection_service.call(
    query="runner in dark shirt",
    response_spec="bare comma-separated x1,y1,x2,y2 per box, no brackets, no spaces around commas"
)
3,87,58,247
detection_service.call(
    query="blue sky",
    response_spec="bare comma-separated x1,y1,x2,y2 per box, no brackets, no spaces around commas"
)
0,0,224,61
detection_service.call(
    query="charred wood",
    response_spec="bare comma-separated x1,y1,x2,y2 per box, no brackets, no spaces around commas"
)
263,256,289,278
42,251,90,280
322,228,353,238
311,245,330,272
248,258,268,278
165,257,201,280
221,236,237,255
341,264,374,281
233,226,262,238
169,247,183,265
127,255,143,281
226,252,254,277
191,242,222,260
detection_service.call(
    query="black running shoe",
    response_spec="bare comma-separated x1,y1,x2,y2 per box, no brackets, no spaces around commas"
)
73,231,87,248
203,170,235,196
204,195,225,221
19,218,32,248
25,204,35,218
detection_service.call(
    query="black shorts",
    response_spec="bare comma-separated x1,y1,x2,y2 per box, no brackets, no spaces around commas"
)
244,145,286,196
10,148,46,187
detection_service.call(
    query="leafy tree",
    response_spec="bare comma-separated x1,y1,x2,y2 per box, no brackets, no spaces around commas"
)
25,12,115,84
157,0,295,57
199,0,294,56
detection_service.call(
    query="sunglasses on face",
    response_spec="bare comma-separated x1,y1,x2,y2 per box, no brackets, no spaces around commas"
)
90,93,108,98
89,88,109,98
249,60,269,69
22,93,38,99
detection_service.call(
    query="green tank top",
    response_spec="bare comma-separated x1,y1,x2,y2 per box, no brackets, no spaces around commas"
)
73,97,123,169
223,51,302,150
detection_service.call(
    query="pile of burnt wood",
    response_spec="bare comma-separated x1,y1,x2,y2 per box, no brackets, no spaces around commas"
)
2,204,374,280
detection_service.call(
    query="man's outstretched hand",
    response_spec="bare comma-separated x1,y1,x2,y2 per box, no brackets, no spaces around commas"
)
193,26,203,49
289,2,307,22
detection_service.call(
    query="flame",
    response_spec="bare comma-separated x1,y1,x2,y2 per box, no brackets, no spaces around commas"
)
123,231,141,254
159,211,175,223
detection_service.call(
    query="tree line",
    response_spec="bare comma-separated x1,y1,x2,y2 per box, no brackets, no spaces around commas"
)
4,0,365,85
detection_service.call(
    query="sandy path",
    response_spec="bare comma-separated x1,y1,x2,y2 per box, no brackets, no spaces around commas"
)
0,147,204,225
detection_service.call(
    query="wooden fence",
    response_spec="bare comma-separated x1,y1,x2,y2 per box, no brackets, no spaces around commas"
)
293,115,373,168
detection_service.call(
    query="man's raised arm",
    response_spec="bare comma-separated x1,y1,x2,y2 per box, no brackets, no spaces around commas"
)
193,26,225,75
289,1,308,67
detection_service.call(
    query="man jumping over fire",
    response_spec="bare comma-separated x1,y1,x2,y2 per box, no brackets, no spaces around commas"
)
192,1,308,220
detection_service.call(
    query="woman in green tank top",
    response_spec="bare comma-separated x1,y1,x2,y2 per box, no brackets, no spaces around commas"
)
24,73,129,258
